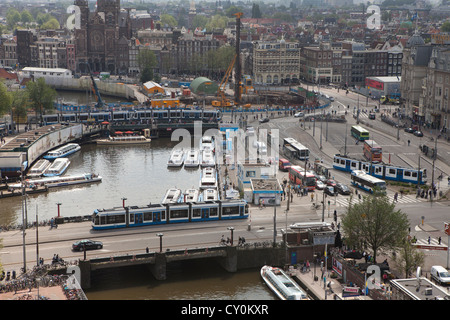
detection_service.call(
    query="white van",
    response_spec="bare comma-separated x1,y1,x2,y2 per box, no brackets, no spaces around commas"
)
430,266,450,285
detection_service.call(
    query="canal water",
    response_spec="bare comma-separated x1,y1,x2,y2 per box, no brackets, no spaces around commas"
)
0,138,275,300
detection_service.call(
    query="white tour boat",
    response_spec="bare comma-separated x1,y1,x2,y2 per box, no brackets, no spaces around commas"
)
201,150,215,167
167,149,185,167
199,167,217,189
161,188,182,204
201,188,219,201
27,159,51,178
184,149,200,168
183,188,199,202
96,135,151,145
200,136,214,151
43,143,81,160
260,265,309,300
42,158,70,177
8,173,102,190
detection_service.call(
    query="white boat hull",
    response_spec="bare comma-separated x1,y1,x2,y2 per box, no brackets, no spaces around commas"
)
260,265,308,300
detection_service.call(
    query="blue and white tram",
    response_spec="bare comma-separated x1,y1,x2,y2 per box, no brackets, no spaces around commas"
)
91,199,248,230
333,154,427,185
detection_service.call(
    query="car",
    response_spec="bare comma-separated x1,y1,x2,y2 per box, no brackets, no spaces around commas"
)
318,175,327,182
329,96,335,101
259,117,270,123
325,179,337,187
246,127,255,136
72,239,103,251
368,113,376,120
294,112,304,118
335,183,351,195
324,186,336,196
413,130,423,137
316,180,325,190
404,127,416,133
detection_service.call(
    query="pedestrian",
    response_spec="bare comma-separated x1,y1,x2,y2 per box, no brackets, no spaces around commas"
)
394,192,398,202
428,236,431,244
408,139,410,146
438,236,441,245
311,192,314,202
290,192,293,202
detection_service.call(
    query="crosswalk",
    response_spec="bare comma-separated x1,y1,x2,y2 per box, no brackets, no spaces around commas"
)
333,194,421,207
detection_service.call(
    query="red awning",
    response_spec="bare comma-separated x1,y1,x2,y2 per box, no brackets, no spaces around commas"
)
101,121,109,125
125,131,134,134
115,131,123,134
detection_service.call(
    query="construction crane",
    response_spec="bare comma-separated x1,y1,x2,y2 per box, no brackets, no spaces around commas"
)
212,12,250,108
84,62,104,109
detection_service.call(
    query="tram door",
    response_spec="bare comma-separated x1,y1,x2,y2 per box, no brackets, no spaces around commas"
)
202,208,209,219
153,211,161,222
135,213,143,225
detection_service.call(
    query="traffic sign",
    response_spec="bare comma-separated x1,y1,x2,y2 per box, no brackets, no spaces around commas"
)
445,222,450,236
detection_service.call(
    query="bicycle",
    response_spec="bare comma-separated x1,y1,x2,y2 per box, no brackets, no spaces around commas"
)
311,203,321,210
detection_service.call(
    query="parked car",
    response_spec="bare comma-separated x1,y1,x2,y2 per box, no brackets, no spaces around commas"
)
324,186,337,196
325,179,337,187
294,112,304,118
404,127,416,133
335,183,351,195
259,117,270,123
430,265,450,285
413,130,424,137
318,175,327,182
72,239,103,251
316,180,325,190
368,113,376,120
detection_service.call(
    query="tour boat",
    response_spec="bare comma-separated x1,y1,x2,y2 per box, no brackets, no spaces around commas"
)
27,159,51,178
8,173,102,190
260,265,309,300
43,143,81,160
42,158,70,177
200,188,218,201
199,167,217,189
200,135,214,151
161,188,182,204
183,188,199,202
201,150,215,167
184,149,200,168
167,149,185,167
96,135,151,145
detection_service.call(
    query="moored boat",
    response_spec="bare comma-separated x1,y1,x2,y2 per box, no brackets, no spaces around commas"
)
167,149,185,167
199,167,217,189
183,188,199,202
42,158,70,177
201,150,215,167
43,143,80,160
96,135,151,145
200,188,218,201
200,135,214,151
161,188,182,204
8,173,101,190
27,159,51,178
184,149,200,168
260,265,309,300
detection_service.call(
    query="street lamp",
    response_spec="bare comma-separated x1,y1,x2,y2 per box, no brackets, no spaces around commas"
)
227,227,235,246
121,197,127,208
156,233,164,252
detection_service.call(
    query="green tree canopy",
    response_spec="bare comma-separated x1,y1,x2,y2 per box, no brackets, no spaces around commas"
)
0,81,12,117
391,239,425,278
341,193,410,263
441,21,450,33
252,3,262,19
160,14,177,28
26,77,57,124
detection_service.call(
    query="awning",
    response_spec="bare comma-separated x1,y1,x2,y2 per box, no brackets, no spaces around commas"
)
115,131,123,134
125,131,133,134
101,121,109,125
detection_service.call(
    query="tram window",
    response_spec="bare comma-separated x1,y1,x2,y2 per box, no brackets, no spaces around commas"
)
130,214,134,222
412,172,417,178
340,160,345,165
334,158,339,164
170,209,188,218
193,208,201,217
404,171,411,177
351,162,357,168
105,214,125,224
210,207,218,216
144,212,153,221
223,206,239,216
389,168,396,175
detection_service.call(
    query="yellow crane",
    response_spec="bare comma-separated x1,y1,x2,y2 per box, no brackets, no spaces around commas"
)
212,54,237,108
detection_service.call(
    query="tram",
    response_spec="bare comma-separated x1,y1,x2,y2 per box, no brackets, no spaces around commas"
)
38,109,222,125
91,199,248,230
333,154,427,185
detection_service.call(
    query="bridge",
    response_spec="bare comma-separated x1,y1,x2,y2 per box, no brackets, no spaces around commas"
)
77,244,285,289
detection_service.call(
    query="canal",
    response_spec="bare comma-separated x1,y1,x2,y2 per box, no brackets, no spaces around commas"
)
0,137,275,300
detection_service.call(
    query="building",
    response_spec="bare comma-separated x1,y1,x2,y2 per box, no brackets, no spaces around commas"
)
302,42,333,85
252,39,301,85
142,81,165,95
390,277,450,300
189,77,218,95
365,76,401,99
249,178,283,206
73,0,131,74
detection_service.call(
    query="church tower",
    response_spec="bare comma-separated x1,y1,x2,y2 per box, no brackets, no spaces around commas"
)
188,0,196,30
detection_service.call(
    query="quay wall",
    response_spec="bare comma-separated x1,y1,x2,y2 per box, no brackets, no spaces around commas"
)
43,77,137,100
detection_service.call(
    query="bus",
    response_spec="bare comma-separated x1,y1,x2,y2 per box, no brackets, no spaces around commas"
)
283,138,310,161
350,170,386,194
289,165,316,191
363,140,382,162
351,125,369,141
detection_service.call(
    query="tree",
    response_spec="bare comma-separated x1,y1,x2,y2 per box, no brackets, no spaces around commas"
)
41,18,60,29
160,14,177,28
441,21,450,33
26,77,57,125
140,66,153,83
252,3,262,19
0,82,12,118
391,239,425,278
341,193,410,263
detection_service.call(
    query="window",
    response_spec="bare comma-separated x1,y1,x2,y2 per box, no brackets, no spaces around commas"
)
246,171,256,177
